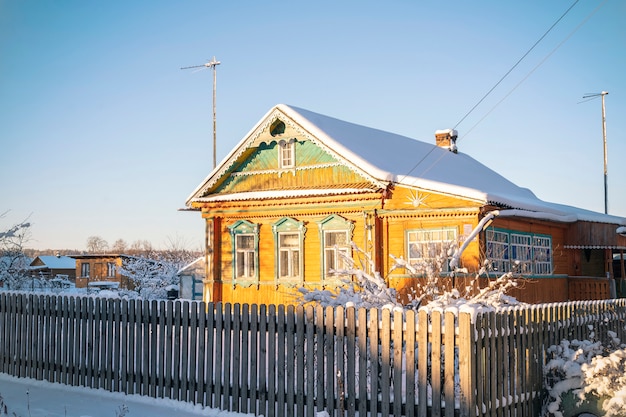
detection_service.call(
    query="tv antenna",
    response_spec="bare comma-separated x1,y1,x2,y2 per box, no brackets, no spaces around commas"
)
181,56,221,169
581,91,609,214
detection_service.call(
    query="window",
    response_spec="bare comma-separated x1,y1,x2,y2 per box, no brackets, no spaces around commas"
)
279,140,295,169
533,235,552,275
486,228,552,275
324,230,350,274
228,220,260,286
486,229,509,273
279,233,300,277
272,217,306,285
318,215,354,280
406,227,458,272
106,262,116,277
235,235,256,278
81,262,90,278
510,233,532,274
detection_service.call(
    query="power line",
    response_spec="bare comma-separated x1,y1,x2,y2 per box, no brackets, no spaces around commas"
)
453,0,579,131
458,0,605,142
399,0,598,183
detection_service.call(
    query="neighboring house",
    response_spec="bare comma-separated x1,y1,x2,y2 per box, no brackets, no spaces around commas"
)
71,254,130,289
185,104,626,305
29,255,76,281
177,257,205,301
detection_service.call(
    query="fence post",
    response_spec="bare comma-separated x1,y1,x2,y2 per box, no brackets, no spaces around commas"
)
458,311,476,417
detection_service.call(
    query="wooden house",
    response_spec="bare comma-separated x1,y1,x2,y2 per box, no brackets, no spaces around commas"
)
185,104,626,305
71,254,131,289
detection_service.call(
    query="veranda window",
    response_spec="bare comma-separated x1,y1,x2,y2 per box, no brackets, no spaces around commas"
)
486,228,552,276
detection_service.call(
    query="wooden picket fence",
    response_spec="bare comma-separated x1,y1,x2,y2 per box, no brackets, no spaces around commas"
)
1,292,626,417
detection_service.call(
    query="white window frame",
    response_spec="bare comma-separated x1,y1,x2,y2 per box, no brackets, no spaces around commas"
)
323,230,351,275
317,214,354,281
235,234,256,278
228,220,260,287
279,140,295,169
278,232,300,278
81,262,90,278
406,227,458,273
486,229,510,273
272,217,306,286
106,262,116,277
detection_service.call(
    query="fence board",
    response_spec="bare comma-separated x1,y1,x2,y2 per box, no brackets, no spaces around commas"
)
392,309,403,417
276,304,285,417
286,305,295,417
239,303,249,413
380,308,390,417
305,305,315,417
369,307,379,417
405,310,416,417
432,310,443,417
295,306,305,417
418,309,428,416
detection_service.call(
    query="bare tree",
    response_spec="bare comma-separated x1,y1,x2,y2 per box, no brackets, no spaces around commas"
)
128,239,152,256
86,235,109,253
111,238,128,254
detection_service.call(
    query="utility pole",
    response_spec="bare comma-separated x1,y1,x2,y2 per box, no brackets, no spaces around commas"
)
181,56,221,169
582,91,609,214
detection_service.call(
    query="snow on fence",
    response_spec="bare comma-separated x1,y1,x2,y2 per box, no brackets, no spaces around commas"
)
1,293,626,417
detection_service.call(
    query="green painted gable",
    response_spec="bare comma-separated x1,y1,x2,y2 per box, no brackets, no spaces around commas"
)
213,139,376,194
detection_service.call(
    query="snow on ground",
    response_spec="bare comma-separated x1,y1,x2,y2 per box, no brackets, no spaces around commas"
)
0,373,252,417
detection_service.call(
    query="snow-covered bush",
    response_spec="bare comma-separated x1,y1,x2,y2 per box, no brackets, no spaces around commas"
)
119,256,178,299
298,239,523,311
0,213,32,290
543,330,626,417
119,250,197,299
298,242,401,310
580,339,626,417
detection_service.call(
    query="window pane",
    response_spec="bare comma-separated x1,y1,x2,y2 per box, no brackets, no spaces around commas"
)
279,251,289,277
292,250,300,276
325,231,347,246
280,233,299,247
237,235,254,249
247,252,255,276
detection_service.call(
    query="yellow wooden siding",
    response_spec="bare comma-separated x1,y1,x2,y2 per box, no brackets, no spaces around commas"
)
204,206,374,306
383,186,482,211
218,165,375,194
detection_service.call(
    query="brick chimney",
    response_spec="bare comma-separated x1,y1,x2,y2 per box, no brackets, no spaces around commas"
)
435,129,458,153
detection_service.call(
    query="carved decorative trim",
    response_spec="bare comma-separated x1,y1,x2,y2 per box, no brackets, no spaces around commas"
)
229,162,344,178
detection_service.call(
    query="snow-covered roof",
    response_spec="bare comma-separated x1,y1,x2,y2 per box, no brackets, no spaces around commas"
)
188,104,626,226
30,255,76,269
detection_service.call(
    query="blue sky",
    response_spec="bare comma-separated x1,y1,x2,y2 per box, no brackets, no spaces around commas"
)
1,1,624,251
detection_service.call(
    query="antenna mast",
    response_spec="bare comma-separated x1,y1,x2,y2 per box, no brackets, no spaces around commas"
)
582,91,609,214
181,56,221,169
